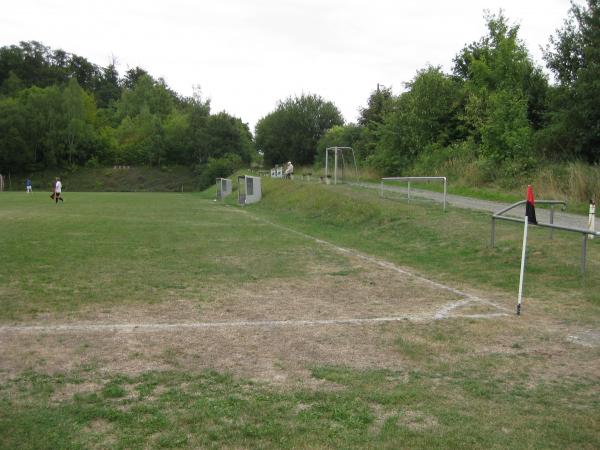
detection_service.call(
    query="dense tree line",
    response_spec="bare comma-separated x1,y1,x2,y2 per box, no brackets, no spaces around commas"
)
2,2,598,184
255,94,344,166
257,2,599,180
0,41,255,179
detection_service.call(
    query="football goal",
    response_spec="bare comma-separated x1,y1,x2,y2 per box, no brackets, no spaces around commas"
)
324,147,358,185
215,178,232,200
237,175,262,205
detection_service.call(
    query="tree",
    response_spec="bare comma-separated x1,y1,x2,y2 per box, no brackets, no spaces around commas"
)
116,74,174,120
255,94,343,166
0,71,24,96
371,67,463,174
61,78,98,165
123,66,150,90
0,41,103,92
358,85,394,127
0,97,31,171
356,85,395,160
543,0,600,162
67,55,100,92
452,11,545,175
202,112,254,164
316,124,363,165
17,85,64,168
113,108,163,165
0,40,260,172
94,63,121,108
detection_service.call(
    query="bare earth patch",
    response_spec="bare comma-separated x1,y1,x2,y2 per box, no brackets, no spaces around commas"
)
567,329,600,347
51,381,102,402
0,230,597,391
0,251,494,384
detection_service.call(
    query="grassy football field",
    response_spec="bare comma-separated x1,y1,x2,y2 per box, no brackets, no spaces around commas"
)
0,184,599,449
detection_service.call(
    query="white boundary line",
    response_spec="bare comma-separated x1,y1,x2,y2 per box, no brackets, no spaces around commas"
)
0,311,509,334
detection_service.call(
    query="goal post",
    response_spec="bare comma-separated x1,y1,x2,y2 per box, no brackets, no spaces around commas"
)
237,175,262,205
324,147,358,185
215,178,232,200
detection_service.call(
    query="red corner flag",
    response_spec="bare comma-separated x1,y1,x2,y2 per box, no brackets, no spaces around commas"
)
525,185,537,225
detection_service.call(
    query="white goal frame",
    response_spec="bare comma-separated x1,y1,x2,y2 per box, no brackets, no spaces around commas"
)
325,147,358,185
215,178,232,200
237,175,262,205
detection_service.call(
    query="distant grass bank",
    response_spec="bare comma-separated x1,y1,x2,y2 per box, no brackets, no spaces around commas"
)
3,166,200,193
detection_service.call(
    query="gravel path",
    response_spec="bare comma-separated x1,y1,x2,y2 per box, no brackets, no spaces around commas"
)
354,181,596,232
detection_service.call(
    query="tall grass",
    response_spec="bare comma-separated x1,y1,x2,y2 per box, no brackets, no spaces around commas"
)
413,150,600,205
522,162,600,203
566,162,600,202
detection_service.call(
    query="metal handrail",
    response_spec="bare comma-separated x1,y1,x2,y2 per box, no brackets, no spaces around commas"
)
493,199,566,217
380,176,447,212
491,199,598,273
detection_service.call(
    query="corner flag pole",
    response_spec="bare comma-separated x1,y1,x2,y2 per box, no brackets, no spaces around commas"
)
516,215,529,316
517,185,537,316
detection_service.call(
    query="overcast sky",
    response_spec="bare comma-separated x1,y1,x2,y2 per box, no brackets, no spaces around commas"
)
2,0,576,130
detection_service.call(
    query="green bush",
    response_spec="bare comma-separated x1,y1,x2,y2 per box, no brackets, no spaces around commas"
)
197,154,243,190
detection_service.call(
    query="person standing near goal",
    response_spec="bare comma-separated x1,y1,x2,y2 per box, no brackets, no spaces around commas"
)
284,161,294,179
26,177,32,193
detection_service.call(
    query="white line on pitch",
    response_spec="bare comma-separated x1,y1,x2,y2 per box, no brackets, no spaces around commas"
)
0,311,509,334
240,211,510,313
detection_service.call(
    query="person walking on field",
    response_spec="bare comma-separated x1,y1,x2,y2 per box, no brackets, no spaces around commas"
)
51,177,63,203
26,177,32,193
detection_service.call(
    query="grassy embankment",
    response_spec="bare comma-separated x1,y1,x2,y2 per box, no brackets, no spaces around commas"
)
0,180,598,449
299,159,600,214
3,166,199,193
249,176,600,309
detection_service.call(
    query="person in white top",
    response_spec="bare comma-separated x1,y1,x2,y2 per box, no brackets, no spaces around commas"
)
284,161,294,179
51,177,64,203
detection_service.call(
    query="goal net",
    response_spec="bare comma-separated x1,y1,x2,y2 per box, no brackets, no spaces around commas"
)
324,147,358,184
237,175,262,205
216,178,232,200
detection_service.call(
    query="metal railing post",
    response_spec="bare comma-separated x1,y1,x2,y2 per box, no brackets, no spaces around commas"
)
582,234,587,274
549,207,555,240
443,177,447,212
